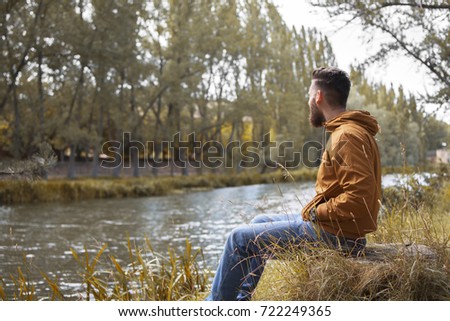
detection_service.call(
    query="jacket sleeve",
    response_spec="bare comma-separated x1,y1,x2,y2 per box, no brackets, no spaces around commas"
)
316,131,378,223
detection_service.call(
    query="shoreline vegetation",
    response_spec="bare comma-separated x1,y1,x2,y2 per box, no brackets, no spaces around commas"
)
0,168,318,205
0,165,439,205
0,165,448,301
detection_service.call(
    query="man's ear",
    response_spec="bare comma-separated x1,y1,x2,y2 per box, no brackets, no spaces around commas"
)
315,89,324,106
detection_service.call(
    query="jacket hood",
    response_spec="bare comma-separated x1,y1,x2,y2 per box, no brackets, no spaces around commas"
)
324,110,380,136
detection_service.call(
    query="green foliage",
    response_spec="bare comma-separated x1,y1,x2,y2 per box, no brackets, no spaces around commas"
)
0,0,336,178
1,0,448,177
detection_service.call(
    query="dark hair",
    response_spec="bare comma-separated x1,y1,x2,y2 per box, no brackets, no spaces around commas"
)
312,67,351,107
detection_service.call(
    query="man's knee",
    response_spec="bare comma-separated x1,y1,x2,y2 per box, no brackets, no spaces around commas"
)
227,225,257,251
249,214,271,224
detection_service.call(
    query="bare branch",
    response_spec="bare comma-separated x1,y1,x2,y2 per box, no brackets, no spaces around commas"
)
379,2,450,10
371,21,449,86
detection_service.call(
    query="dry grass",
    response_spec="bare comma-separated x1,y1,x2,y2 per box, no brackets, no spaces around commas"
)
0,238,210,301
254,167,450,301
253,243,449,301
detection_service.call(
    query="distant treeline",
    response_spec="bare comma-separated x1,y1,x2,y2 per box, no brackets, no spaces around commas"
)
0,0,448,179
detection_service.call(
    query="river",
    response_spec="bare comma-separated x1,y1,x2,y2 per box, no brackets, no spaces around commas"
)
0,181,317,299
0,173,417,299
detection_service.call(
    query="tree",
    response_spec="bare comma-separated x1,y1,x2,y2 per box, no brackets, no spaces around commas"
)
349,66,449,167
310,0,450,106
0,0,340,179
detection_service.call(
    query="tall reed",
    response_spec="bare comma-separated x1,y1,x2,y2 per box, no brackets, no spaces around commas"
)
0,239,210,301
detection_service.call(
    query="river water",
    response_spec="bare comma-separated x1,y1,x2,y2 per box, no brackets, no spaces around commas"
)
0,181,317,299
0,174,414,299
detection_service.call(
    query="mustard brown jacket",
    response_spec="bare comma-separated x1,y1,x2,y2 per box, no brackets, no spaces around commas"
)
301,110,382,239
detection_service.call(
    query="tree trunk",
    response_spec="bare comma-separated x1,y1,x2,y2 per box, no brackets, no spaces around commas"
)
68,144,76,179
37,48,45,140
0,0,44,113
91,145,99,177
180,147,189,176
131,147,140,178
151,142,161,177
92,73,105,177
112,142,123,178
12,85,21,159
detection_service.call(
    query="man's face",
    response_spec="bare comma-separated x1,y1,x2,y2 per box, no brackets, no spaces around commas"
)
308,84,325,128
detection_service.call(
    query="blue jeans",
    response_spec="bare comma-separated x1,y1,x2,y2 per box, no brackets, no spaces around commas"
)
205,213,365,301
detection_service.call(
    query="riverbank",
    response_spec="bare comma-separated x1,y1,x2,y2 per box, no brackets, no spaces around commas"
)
0,168,448,300
1,179,448,301
0,164,440,205
0,168,317,205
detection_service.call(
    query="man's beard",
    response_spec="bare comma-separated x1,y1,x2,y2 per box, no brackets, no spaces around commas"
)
309,101,325,127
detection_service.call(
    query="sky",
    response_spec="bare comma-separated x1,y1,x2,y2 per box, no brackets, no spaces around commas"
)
272,0,444,115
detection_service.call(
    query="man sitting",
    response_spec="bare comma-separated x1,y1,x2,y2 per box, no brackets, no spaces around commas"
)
205,67,381,301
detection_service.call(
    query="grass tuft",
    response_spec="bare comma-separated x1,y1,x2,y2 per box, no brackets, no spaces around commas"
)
254,167,450,301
